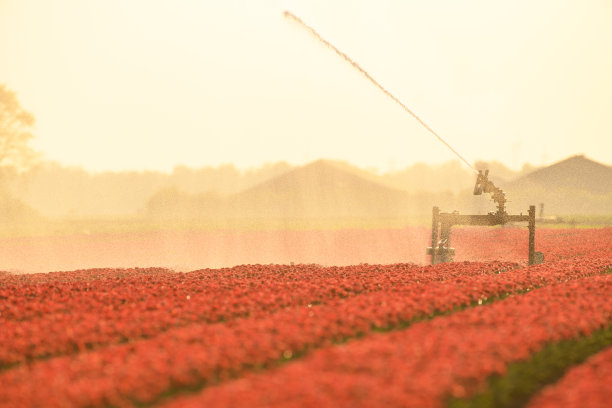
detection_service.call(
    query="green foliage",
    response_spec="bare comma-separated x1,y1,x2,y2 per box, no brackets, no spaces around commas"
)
447,324,612,408
0,84,37,172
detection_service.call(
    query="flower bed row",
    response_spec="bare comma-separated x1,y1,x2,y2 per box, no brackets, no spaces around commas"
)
531,228,612,261
526,345,612,408
0,261,517,367
2,262,517,322
447,322,612,408
0,259,607,407
435,227,611,263
162,275,612,408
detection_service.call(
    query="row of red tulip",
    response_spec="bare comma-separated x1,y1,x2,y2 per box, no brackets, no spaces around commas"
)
526,345,612,408
419,225,609,265
0,261,517,366
163,274,612,408
436,227,611,263
1,261,514,321
0,258,608,407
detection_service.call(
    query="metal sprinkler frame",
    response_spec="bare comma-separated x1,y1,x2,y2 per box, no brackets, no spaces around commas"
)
427,170,541,265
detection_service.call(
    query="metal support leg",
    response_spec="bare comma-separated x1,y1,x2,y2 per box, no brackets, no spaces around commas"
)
440,222,452,263
431,206,439,265
528,205,535,265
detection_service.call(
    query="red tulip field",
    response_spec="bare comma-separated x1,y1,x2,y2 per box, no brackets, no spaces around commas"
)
1,227,611,407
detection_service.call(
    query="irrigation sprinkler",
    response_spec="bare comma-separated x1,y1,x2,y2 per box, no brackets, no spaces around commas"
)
427,170,543,265
282,11,543,266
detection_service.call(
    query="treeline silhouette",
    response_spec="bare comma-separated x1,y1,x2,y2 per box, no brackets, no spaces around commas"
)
5,161,291,217
4,159,537,219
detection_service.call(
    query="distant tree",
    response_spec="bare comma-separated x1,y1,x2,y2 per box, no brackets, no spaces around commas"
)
0,85,40,222
0,84,37,174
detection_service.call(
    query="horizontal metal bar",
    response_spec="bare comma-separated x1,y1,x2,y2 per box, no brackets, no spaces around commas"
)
438,213,531,226
426,247,456,255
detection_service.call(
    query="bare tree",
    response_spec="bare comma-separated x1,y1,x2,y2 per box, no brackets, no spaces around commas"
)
0,84,37,173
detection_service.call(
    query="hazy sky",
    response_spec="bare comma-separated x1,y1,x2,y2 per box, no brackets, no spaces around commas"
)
1,0,610,173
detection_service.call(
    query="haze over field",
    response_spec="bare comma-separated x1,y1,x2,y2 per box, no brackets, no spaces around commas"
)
1,1,611,273
3,155,611,223
1,0,611,173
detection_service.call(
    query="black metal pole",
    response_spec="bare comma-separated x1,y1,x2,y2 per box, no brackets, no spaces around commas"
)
431,206,439,265
439,221,452,263
528,205,535,265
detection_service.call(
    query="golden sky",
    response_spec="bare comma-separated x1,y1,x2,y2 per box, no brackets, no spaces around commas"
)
1,0,610,172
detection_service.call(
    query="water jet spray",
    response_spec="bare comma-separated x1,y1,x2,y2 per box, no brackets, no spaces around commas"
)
282,10,542,265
